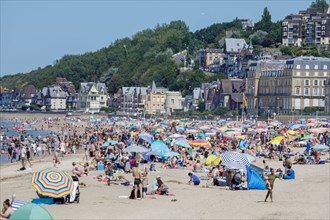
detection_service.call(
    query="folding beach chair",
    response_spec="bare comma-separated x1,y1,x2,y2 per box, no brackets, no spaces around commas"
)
11,199,28,211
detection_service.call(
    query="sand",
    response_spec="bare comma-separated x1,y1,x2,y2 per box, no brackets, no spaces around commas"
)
0,113,330,219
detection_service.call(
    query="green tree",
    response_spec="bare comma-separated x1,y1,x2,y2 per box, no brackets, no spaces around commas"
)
310,0,329,12
255,7,272,33
197,101,205,112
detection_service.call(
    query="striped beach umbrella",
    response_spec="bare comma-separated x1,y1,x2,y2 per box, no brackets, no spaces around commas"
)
32,168,74,198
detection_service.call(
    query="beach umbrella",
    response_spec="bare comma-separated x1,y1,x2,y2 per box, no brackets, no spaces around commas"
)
287,130,296,135
223,161,246,171
205,155,221,166
243,153,256,162
138,133,152,143
312,144,330,152
151,140,169,153
221,151,250,167
172,140,192,148
123,145,149,153
32,168,74,198
162,151,180,157
189,140,212,148
270,136,285,144
10,203,53,220
102,140,117,147
168,134,184,139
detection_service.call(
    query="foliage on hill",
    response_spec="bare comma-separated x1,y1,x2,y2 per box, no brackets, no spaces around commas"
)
1,3,328,94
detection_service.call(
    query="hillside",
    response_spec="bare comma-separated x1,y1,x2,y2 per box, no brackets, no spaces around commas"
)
1,20,238,94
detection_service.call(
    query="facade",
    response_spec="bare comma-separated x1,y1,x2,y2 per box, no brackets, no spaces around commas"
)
223,38,248,75
120,86,147,114
241,19,254,30
78,82,108,113
165,91,184,115
145,81,168,115
44,85,67,110
246,57,330,115
282,8,330,46
325,77,330,113
195,49,224,69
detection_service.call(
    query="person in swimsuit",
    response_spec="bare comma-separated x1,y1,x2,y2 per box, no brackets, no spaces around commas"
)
132,163,142,199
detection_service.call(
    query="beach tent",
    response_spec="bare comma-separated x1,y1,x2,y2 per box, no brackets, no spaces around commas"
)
246,166,266,190
205,155,221,166
10,203,53,220
249,164,264,177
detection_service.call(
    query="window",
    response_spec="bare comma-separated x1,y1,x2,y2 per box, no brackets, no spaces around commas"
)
322,88,325,95
306,65,309,69
171,99,174,105
315,72,318,76
304,80,310,86
313,88,318,96
314,80,318,86
295,87,300,95
304,88,309,95
306,72,309,76
156,98,160,102
296,71,300,76
314,65,318,69
324,65,328,70
296,64,300,69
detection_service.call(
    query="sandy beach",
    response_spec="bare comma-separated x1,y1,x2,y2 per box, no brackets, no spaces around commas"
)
0,113,329,219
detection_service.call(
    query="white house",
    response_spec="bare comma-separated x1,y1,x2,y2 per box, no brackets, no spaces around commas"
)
77,82,108,113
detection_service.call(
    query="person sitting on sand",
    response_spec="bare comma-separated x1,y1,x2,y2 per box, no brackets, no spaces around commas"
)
0,199,14,220
72,162,83,177
188,172,200,185
83,163,89,176
293,154,307,165
193,160,203,173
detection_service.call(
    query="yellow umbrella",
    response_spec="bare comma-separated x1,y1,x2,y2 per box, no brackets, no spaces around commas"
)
205,155,221,166
270,136,285,144
287,130,296,135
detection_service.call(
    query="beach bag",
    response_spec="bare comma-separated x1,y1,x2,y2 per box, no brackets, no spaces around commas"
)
129,189,141,199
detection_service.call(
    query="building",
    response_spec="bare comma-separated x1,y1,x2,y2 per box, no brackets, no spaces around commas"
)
219,79,245,110
18,85,37,107
43,85,67,110
165,91,184,115
241,19,254,30
55,77,77,109
120,86,147,114
282,8,330,46
246,57,330,115
223,38,248,75
325,77,330,113
77,82,108,113
195,48,224,70
145,81,168,115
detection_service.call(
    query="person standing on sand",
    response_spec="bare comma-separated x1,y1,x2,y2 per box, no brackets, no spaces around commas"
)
132,163,142,200
19,145,26,171
264,168,280,202
53,148,61,168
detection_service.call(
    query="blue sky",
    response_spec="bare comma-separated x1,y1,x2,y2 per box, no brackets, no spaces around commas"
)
1,0,312,76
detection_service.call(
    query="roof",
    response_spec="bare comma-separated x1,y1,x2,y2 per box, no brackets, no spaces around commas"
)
122,87,148,96
80,82,108,94
224,38,247,54
287,57,330,70
22,85,36,99
48,85,67,98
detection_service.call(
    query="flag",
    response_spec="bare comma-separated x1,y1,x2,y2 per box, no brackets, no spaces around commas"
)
243,93,247,114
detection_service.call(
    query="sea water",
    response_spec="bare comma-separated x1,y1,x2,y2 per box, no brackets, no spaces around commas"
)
0,121,51,165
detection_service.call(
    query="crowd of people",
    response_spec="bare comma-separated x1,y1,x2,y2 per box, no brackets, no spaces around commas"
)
0,115,329,206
